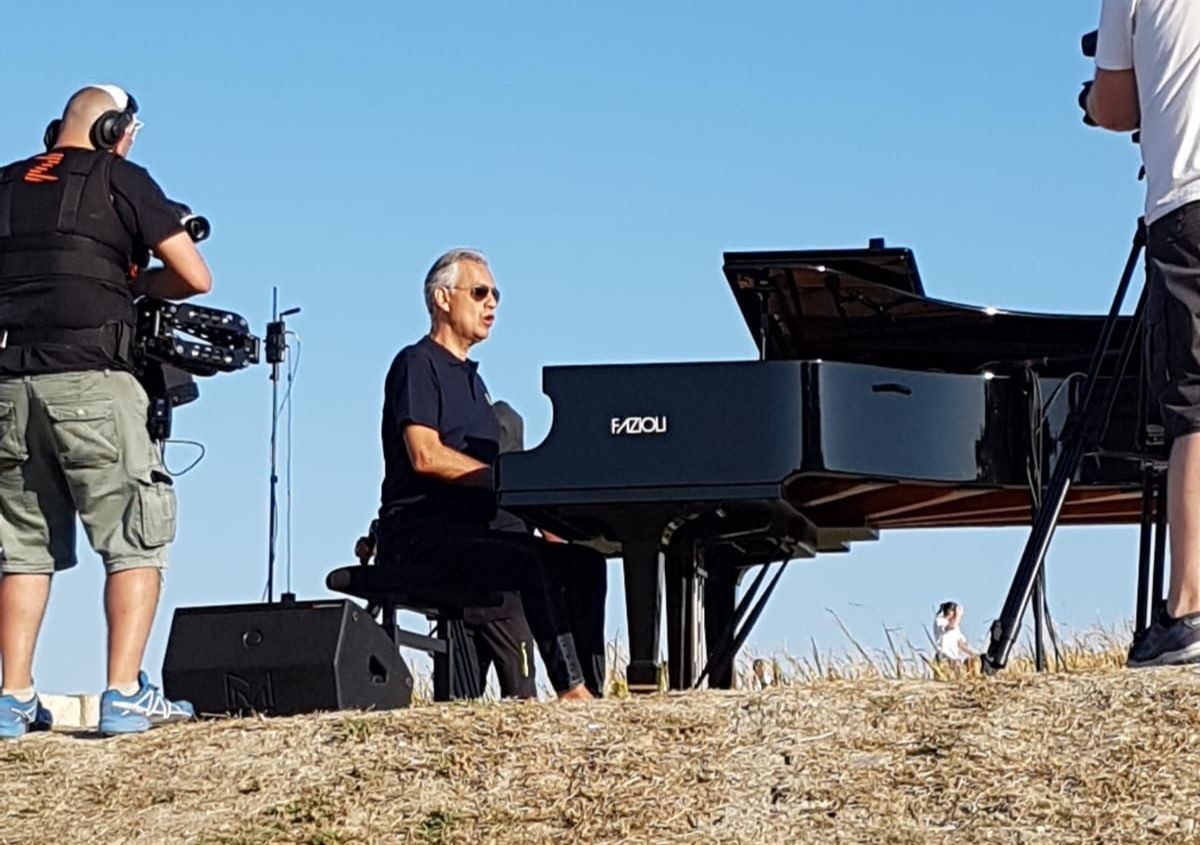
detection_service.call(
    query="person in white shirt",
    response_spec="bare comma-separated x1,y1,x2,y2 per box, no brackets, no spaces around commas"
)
1088,0,1200,667
933,601,974,663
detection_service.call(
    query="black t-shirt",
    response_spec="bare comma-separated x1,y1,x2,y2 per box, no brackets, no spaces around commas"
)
0,150,183,272
380,336,501,526
109,157,186,252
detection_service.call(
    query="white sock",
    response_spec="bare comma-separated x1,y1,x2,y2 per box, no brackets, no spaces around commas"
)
2,687,35,702
108,681,140,697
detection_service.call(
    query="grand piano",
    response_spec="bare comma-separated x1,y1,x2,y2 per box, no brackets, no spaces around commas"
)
497,241,1152,691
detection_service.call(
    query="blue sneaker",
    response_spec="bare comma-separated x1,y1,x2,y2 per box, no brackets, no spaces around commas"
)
0,693,52,739
98,672,194,736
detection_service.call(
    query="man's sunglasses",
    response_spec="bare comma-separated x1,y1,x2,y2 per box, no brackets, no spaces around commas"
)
455,284,500,304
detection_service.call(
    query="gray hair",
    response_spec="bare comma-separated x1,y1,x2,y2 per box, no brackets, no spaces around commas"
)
423,248,490,316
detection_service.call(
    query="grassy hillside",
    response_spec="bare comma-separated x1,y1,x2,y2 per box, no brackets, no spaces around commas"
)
3,654,1200,843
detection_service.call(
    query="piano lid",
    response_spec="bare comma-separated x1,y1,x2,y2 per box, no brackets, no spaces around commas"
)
722,241,1135,378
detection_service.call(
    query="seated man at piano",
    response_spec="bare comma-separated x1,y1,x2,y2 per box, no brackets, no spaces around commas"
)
355,400,543,699
374,248,606,700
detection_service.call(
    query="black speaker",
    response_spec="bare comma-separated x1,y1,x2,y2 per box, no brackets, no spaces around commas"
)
162,599,413,716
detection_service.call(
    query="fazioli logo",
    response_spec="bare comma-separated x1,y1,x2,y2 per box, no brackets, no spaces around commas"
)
610,415,668,436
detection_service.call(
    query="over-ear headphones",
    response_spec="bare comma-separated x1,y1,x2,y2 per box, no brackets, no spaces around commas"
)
42,119,62,151
42,86,139,152
89,91,138,150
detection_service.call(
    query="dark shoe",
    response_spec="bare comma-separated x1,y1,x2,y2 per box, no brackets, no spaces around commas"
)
30,700,52,733
1127,613,1200,667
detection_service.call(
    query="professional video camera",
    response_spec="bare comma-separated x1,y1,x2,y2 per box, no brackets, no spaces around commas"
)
168,200,211,244
131,203,261,441
1079,30,1100,126
1082,30,1099,59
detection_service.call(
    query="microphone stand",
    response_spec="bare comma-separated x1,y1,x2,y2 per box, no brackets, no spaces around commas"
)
266,287,300,604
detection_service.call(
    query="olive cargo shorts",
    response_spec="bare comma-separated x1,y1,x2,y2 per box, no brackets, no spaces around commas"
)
0,370,176,574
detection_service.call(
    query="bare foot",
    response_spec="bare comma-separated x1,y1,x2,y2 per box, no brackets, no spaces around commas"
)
557,684,593,702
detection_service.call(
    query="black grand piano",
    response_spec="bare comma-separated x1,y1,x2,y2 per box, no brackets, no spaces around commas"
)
497,242,1150,691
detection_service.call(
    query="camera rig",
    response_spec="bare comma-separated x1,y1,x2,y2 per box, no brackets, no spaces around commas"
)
127,200,262,441
134,297,261,441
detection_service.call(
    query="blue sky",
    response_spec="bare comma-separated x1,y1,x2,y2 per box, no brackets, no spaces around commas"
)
3,2,1148,693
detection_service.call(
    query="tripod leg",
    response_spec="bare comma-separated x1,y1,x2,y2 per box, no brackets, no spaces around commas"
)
1135,467,1158,637
695,562,769,689
983,221,1147,674
1033,569,1047,671
1153,470,1169,618
719,562,789,671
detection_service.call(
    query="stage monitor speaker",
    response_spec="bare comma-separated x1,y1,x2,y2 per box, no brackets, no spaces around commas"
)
162,599,413,716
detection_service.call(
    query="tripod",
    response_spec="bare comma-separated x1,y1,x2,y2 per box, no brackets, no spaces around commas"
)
982,219,1165,673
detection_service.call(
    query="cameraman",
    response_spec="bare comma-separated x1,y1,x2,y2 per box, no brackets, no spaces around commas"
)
0,85,210,736
1086,3,1200,666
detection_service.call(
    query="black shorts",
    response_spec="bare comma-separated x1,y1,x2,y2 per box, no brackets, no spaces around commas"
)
1146,200,1200,441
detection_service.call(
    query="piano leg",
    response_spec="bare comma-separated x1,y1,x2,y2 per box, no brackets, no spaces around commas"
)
703,563,739,690
623,540,663,693
665,543,706,691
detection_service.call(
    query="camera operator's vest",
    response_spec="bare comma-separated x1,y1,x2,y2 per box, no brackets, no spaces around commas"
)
0,148,137,375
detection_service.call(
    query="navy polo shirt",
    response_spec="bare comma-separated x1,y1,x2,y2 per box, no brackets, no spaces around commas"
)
379,336,501,526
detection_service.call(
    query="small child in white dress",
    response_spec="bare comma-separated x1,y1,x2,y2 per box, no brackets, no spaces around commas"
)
933,601,975,663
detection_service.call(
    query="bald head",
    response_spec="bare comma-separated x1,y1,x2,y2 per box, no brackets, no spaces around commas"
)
51,86,136,154
63,86,121,130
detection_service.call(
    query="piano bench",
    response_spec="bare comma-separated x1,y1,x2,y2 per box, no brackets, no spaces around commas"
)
325,565,503,702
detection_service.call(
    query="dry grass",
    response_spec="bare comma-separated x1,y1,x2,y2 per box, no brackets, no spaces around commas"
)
733,621,1132,689
5,637,1200,844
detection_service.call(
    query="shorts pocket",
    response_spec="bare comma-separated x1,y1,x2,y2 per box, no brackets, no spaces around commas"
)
45,400,119,468
127,470,177,549
0,400,27,467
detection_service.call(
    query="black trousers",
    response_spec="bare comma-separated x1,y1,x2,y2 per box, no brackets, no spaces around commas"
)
379,519,607,695
464,595,538,699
